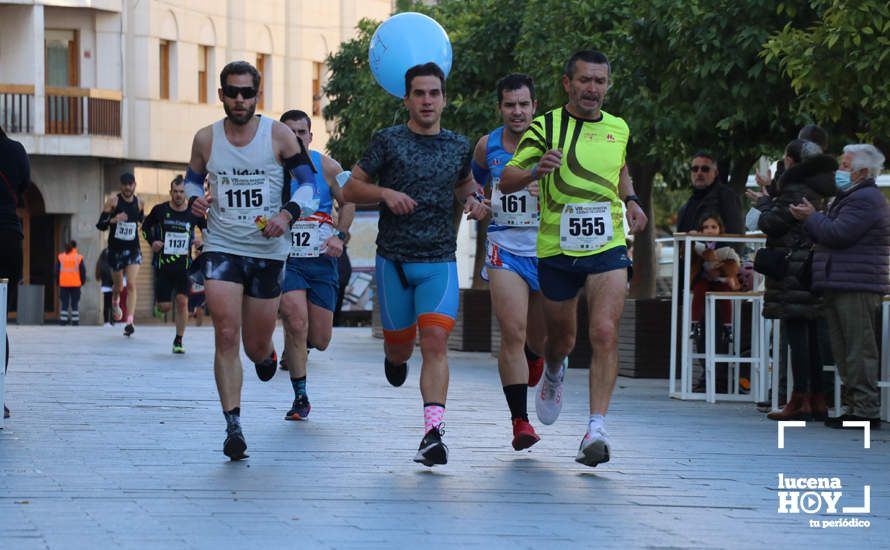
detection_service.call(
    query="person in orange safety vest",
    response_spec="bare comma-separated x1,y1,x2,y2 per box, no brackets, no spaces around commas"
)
56,240,87,325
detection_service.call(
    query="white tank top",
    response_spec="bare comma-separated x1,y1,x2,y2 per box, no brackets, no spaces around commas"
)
205,115,289,260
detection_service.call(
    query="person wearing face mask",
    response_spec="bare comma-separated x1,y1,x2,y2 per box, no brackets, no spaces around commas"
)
752,139,837,421
790,144,890,429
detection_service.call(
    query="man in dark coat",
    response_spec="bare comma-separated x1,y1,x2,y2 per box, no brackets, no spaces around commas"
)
791,143,890,429
676,151,743,234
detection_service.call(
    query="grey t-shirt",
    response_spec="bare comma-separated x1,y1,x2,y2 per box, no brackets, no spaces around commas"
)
358,125,471,262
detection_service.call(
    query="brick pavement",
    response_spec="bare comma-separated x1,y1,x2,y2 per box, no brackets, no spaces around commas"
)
0,325,887,548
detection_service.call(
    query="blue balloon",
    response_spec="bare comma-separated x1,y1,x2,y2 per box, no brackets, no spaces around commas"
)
368,12,453,98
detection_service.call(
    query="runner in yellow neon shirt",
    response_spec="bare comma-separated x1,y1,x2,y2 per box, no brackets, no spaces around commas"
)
501,49,648,467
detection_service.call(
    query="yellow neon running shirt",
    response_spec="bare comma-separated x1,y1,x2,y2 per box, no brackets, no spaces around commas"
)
507,107,629,258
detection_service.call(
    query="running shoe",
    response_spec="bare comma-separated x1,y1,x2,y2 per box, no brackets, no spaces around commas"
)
511,418,541,451
535,359,566,425
123,324,135,337
575,426,611,467
3,405,9,419
384,358,408,387
172,337,185,354
112,305,123,322
413,424,448,467
527,356,544,387
223,426,248,461
284,394,311,421
254,349,277,382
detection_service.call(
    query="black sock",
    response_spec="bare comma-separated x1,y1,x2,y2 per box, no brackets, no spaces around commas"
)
523,344,540,362
503,384,528,421
223,407,241,432
174,334,182,344
385,357,405,368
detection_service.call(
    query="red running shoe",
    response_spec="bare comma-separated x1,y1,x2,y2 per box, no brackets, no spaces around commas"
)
511,418,541,451
527,356,544,387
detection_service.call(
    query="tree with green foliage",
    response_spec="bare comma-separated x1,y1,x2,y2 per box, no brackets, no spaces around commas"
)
323,0,872,299
763,0,890,152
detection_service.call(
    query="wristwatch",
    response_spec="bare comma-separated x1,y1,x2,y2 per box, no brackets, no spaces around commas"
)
336,230,348,241
624,194,642,208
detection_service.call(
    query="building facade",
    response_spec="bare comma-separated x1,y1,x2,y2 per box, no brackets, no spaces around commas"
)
0,0,391,323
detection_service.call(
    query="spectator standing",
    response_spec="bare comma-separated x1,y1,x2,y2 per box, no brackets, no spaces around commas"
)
790,144,889,429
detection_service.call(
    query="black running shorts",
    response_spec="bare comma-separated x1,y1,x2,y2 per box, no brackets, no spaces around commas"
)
154,268,190,302
191,251,284,299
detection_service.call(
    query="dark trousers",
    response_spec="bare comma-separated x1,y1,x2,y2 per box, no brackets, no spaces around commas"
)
823,291,882,418
103,291,114,324
786,318,823,393
60,287,81,324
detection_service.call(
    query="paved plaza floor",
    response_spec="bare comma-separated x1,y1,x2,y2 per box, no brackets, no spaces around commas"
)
1,325,887,549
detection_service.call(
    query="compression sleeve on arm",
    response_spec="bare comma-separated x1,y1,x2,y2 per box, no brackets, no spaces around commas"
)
184,167,206,199
284,143,320,218
96,211,112,231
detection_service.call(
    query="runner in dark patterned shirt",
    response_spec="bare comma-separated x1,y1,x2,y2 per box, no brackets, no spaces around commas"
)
343,62,488,467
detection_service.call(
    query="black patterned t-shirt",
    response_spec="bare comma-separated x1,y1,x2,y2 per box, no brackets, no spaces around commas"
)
358,124,472,262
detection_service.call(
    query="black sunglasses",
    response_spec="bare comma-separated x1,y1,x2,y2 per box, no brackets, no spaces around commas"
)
222,85,258,99
690,165,712,173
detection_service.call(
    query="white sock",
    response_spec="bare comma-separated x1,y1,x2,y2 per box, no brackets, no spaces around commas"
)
588,414,605,434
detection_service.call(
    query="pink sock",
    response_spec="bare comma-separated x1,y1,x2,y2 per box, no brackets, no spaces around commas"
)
423,403,445,433
125,314,134,325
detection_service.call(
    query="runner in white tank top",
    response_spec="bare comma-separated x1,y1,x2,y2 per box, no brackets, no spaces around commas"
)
183,61,317,461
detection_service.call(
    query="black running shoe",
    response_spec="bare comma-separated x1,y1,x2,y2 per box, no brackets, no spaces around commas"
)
413,425,448,467
254,349,277,382
123,324,135,337
384,358,408,387
223,426,248,461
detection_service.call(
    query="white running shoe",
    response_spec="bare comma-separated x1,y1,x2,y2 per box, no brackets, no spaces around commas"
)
575,426,611,467
112,305,123,321
535,359,565,425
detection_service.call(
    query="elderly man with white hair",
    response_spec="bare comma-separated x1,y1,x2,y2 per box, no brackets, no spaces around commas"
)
790,144,890,429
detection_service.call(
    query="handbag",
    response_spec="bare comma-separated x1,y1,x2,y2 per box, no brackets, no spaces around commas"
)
753,247,789,279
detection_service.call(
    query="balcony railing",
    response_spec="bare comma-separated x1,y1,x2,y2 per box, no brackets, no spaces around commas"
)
0,84,34,134
45,87,121,137
0,84,121,137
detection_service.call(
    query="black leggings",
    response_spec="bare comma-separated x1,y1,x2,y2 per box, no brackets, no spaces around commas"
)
103,291,113,324
786,319,823,393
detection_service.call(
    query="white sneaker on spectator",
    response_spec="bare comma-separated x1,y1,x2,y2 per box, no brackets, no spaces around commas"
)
535,359,565,425
575,426,611,467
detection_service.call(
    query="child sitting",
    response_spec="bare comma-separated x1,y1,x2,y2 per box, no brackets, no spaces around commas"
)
690,213,741,348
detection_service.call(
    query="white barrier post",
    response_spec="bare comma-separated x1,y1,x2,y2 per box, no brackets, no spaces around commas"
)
0,279,7,429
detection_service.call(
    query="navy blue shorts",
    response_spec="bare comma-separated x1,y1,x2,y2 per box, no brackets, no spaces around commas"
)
283,255,339,312
538,246,632,302
190,251,284,299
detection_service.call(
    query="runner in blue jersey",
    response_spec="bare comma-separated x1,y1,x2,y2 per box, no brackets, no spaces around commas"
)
277,109,355,421
342,63,489,467
472,74,546,451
